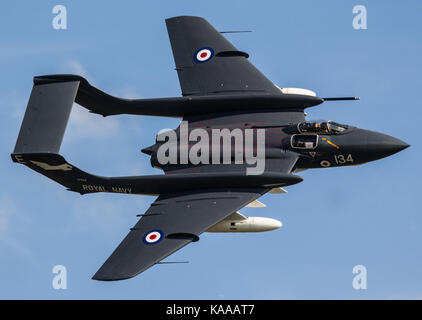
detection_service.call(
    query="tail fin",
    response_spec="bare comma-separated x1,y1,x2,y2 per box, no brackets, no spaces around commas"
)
11,153,103,194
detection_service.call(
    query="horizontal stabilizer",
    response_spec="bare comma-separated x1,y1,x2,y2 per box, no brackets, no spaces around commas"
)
14,80,79,154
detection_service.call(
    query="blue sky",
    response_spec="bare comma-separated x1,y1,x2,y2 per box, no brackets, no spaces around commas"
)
0,0,420,299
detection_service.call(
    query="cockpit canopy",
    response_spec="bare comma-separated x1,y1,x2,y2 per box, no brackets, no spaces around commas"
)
297,120,348,135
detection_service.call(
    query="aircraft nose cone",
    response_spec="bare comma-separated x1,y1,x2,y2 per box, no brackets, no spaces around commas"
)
367,132,410,159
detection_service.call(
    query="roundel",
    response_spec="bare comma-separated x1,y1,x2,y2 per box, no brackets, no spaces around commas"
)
320,160,331,167
143,229,164,245
194,47,214,63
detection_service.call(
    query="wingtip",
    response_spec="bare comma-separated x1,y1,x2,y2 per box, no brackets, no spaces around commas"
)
165,16,206,23
91,274,132,282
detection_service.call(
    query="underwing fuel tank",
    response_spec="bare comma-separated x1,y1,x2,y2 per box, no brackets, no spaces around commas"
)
206,212,282,233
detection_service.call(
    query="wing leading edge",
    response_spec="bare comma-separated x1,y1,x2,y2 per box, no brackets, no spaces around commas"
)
92,188,268,281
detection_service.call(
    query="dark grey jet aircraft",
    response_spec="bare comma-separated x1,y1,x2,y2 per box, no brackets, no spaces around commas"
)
11,16,409,281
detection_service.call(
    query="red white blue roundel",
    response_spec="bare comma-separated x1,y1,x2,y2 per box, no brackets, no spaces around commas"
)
143,229,163,245
194,47,214,63
320,160,331,167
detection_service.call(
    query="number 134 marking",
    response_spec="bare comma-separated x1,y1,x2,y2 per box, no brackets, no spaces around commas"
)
334,154,354,164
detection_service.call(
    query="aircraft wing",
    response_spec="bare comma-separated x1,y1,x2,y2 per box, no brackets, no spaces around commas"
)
166,16,280,96
92,188,268,281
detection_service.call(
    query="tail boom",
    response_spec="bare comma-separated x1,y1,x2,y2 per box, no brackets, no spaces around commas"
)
11,153,302,195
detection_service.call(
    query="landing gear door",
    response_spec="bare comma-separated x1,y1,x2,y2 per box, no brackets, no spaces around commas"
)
290,134,319,149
